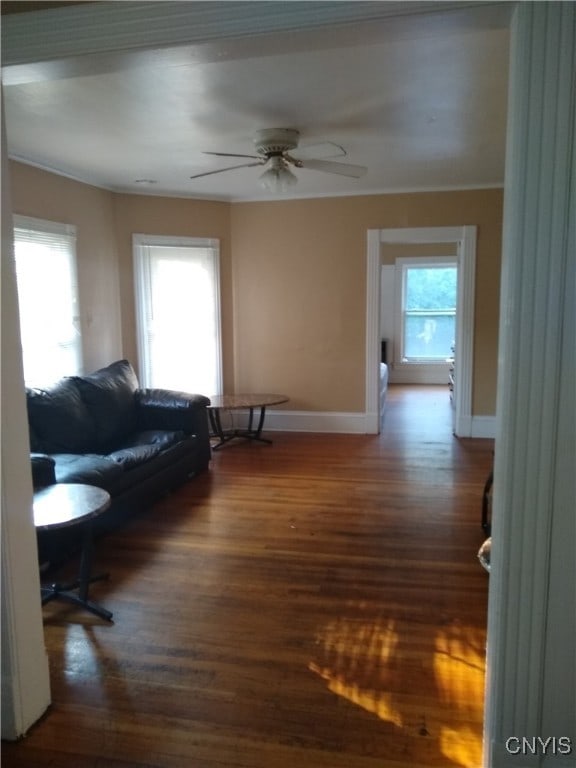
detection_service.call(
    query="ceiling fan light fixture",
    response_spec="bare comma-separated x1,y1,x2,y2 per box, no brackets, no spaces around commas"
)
259,156,298,193
190,128,366,188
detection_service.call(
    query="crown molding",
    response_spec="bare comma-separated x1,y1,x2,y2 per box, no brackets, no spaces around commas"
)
9,155,504,203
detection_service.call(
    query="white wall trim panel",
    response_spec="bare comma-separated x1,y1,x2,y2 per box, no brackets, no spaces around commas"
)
484,3,575,764
1,97,51,740
365,229,382,434
454,225,477,437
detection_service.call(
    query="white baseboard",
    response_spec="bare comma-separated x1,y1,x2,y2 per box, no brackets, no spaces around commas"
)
240,409,368,434
471,416,496,439
247,409,496,437
388,366,449,385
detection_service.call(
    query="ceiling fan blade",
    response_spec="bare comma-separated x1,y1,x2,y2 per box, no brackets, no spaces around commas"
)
292,141,347,160
190,161,264,180
296,158,368,178
203,151,261,160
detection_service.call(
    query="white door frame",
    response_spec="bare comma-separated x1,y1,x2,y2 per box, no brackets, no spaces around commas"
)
365,225,477,436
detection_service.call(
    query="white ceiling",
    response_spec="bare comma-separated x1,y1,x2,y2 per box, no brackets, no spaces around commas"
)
1,1,512,202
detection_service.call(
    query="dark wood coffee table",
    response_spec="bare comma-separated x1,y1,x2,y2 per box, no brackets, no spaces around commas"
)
207,393,288,449
34,483,113,621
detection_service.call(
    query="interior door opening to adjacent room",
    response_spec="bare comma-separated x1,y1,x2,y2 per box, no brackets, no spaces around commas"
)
366,226,476,437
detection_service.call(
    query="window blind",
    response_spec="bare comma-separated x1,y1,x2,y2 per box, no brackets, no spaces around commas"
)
13,215,81,387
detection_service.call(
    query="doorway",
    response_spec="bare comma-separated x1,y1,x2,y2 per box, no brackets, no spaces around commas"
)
365,226,477,436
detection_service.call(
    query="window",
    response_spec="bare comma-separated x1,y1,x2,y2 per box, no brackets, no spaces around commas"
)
13,215,81,387
133,235,222,396
397,258,457,362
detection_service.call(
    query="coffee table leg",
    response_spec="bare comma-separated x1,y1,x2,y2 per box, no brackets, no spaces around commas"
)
210,404,274,449
209,407,234,450
254,406,268,439
247,406,254,434
241,406,272,445
208,408,219,440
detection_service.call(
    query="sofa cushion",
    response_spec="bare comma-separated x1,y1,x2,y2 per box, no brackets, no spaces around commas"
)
51,453,125,494
26,380,97,453
107,433,200,498
73,359,139,451
107,430,185,469
107,443,165,469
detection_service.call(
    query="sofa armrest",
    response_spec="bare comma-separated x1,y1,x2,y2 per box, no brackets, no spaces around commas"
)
136,389,210,428
31,453,56,489
136,389,211,468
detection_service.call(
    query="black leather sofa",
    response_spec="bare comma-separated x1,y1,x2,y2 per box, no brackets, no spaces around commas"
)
27,359,211,563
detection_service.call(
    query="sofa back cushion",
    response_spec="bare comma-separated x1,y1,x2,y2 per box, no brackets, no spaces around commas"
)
72,359,139,451
27,379,97,453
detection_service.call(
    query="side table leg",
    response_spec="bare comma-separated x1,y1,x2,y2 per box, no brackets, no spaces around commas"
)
78,520,94,603
41,520,113,622
76,520,113,621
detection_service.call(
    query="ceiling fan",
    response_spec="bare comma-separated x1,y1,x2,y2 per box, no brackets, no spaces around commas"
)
190,128,367,192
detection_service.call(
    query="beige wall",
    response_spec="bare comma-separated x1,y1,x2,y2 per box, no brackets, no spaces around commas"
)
230,198,367,411
9,161,122,372
10,161,502,416
232,189,503,415
111,193,233,386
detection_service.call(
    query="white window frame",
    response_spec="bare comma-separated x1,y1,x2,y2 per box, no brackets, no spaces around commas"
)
394,256,458,365
13,214,81,387
133,234,223,395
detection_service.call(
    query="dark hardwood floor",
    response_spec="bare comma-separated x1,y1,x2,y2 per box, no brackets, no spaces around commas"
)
2,385,493,768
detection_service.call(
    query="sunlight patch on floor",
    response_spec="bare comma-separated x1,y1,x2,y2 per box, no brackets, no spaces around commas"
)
310,612,486,767
309,615,402,725
434,622,486,768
